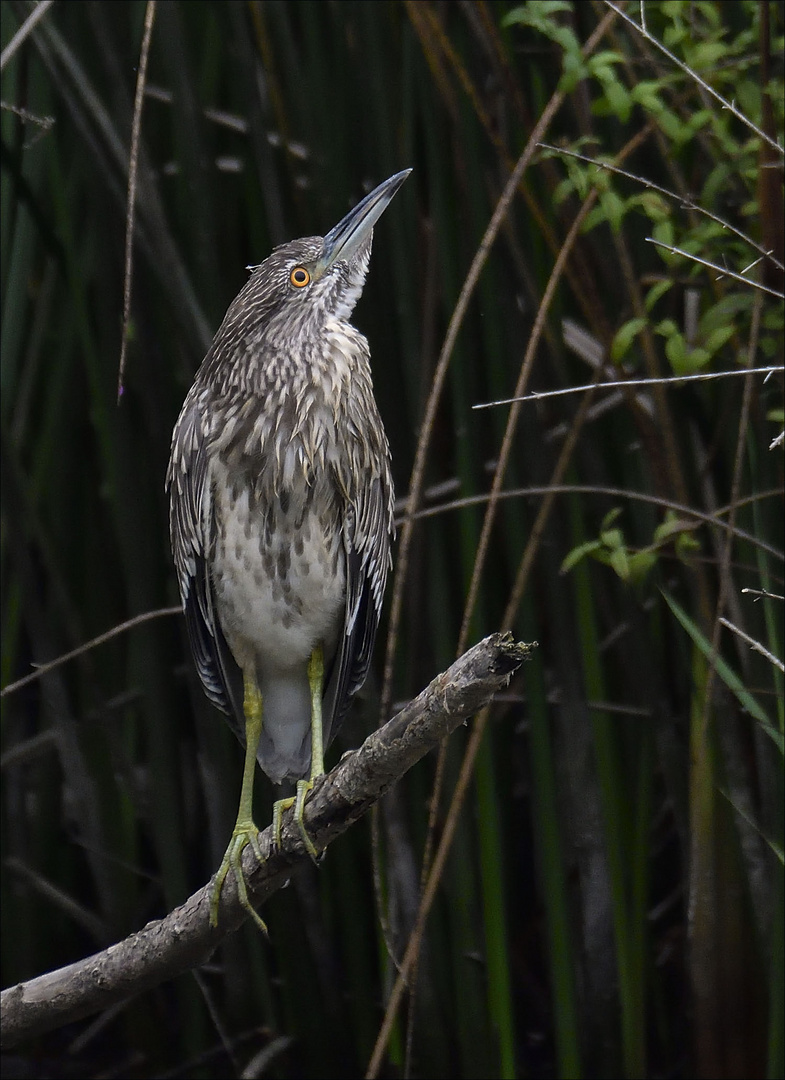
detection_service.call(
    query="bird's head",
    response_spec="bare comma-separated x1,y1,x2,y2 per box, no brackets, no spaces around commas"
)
228,170,411,349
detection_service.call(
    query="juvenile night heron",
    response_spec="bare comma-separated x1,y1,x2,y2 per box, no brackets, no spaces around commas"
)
167,170,409,931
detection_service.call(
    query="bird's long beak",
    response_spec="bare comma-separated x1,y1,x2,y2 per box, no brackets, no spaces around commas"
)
319,169,411,271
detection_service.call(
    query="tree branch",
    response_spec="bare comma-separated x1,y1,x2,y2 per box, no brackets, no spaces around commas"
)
0,633,533,1049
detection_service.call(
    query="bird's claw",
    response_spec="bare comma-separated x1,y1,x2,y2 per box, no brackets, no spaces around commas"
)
272,778,319,861
210,821,268,935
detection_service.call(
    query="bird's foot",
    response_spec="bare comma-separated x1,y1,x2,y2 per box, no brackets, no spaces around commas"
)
272,778,319,860
210,819,268,934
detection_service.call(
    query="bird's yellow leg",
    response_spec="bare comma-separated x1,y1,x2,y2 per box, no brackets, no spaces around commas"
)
210,675,268,933
272,644,324,859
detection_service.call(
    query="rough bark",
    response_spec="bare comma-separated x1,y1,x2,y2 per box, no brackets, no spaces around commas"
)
1,632,533,1049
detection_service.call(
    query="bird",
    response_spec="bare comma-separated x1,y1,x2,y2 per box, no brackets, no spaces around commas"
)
166,170,409,931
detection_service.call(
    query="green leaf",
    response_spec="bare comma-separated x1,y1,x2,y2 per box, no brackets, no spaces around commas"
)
627,550,658,584
652,220,675,261
688,41,727,69
601,507,623,531
559,48,589,93
598,78,632,123
702,325,736,357
636,191,670,223
685,109,713,136
653,512,693,544
736,80,762,119
609,545,631,582
645,279,673,312
611,317,648,363
554,176,576,205
582,204,609,233
664,330,688,372
561,538,602,574
587,49,625,75
651,514,701,563
675,532,701,562
655,318,678,336
630,80,666,113
763,304,785,332
702,162,732,205
657,107,688,142
600,190,627,234
600,527,624,551
502,0,572,26
698,293,752,335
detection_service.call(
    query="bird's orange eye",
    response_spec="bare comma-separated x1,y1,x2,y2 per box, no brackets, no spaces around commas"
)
290,267,310,288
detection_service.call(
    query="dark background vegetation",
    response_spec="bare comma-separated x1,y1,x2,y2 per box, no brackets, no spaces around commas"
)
1,1,783,1077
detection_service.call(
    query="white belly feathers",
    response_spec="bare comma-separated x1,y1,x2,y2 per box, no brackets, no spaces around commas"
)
209,458,346,782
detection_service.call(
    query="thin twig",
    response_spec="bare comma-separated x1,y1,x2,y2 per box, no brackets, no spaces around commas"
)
117,0,156,401
473,365,785,409
719,618,785,673
647,239,785,298
742,587,784,602
402,485,783,562
0,0,55,72
0,607,182,697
